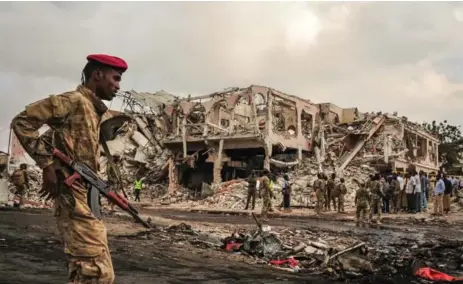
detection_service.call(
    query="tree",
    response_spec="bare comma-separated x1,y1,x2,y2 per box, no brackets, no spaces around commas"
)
422,120,463,170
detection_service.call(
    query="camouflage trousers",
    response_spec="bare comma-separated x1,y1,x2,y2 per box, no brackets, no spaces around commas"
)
54,182,115,284
315,190,325,214
15,184,26,206
369,199,382,221
356,203,368,225
330,195,338,211
338,195,345,212
261,197,271,219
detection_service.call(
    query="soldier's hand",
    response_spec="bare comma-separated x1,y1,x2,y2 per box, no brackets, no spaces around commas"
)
40,165,59,200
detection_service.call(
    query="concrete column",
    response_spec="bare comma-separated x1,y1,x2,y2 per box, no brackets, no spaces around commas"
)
213,139,224,184
168,158,178,194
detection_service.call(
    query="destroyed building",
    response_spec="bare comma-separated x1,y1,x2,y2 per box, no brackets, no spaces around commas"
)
160,85,320,190
320,103,440,174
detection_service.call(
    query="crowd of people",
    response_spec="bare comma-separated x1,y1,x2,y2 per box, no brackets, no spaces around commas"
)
241,168,462,224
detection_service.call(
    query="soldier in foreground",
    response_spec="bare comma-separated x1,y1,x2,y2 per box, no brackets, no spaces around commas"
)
11,163,30,209
354,179,370,226
259,170,273,221
11,54,128,283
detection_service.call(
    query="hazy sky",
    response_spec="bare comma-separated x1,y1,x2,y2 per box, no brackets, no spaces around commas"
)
1,1,463,152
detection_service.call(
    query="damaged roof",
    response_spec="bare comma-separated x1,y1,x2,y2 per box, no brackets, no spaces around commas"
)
126,90,178,109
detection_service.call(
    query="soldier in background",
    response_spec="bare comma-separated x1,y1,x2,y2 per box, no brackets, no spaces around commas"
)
338,178,347,213
369,173,384,224
355,179,370,226
259,170,274,221
314,173,326,215
326,173,336,211
11,163,30,209
244,172,257,210
390,174,401,213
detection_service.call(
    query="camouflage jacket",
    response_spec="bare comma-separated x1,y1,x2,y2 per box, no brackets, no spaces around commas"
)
11,169,29,187
326,178,336,193
389,180,400,195
355,186,370,206
370,180,384,200
11,85,113,174
260,176,273,199
314,179,326,193
339,183,347,195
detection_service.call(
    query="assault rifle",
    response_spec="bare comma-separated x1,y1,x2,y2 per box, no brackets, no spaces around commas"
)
43,140,150,228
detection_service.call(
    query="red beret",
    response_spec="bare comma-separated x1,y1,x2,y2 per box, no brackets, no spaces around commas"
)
86,54,128,72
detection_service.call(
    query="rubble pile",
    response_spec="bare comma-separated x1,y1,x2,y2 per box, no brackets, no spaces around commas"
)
6,113,172,206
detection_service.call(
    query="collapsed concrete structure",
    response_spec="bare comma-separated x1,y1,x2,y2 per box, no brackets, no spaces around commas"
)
160,85,319,191
320,103,440,175
6,85,440,208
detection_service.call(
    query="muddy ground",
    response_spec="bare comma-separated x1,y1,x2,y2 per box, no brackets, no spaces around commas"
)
1,207,463,284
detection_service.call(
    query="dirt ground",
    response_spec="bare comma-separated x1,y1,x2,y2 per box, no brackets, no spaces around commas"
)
2,206,463,284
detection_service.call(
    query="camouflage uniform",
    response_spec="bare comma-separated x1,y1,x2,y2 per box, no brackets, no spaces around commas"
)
11,85,115,283
245,175,257,210
331,181,340,212
338,183,347,212
355,183,370,226
326,178,336,211
11,166,29,208
369,180,384,223
314,178,325,215
260,176,273,219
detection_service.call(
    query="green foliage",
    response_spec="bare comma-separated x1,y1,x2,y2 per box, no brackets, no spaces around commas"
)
422,120,463,169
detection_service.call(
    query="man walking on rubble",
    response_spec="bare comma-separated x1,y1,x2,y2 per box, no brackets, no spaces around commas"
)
313,173,326,215
134,176,144,202
259,170,273,221
326,173,336,211
369,174,384,224
244,171,257,210
11,163,30,209
337,178,347,213
355,179,370,226
11,54,128,283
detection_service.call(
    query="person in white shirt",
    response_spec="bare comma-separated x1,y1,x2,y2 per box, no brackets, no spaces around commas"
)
414,172,422,212
406,172,417,213
397,173,405,211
